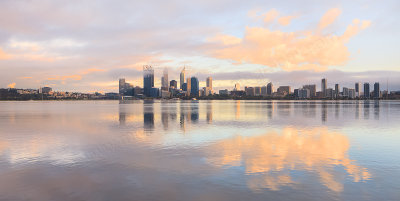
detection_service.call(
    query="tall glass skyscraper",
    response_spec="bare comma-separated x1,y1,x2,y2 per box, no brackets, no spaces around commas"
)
364,83,370,99
180,66,186,90
143,65,154,97
321,78,327,97
374,82,380,99
191,77,199,96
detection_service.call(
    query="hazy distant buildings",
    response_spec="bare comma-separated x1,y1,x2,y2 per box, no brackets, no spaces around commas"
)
143,65,154,97
254,87,261,96
234,83,240,91
261,86,267,96
119,78,133,96
161,68,169,91
205,77,213,95
267,82,274,95
349,89,356,99
180,67,186,90
364,83,370,99
303,84,316,97
245,87,255,96
219,89,229,95
41,87,52,94
325,88,334,99
335,84,340,98
277,86,291,95
343,87,349,97
186,78,191,95
355,82,361,97
374,82,380,99
170,80,177,89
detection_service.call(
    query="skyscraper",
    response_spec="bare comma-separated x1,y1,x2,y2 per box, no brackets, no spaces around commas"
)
143,65,154,97
267,82,274,95
161,68,169,91
206,77,213,95
321,78,327,96
170,80,177,89
180,66,186,90
374,82,380,99
364,83,370,99
335,84,340,98
303,84,316,97
191,77,199,96
119,78,126,95
186,77,191,95
355,82,361,97
234,83,240,91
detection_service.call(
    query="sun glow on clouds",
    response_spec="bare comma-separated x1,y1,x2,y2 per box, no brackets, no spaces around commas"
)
209,8,371,71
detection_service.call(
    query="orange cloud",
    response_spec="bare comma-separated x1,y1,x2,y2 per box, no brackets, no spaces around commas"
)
206,127,371,192
209,9,370,71
318,8,342,31
7,83,16,88
0,48,13,60
278,15,297,26
263,9,279,23
19,77,32,79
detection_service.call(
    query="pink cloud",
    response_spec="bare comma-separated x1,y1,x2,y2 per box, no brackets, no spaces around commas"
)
208,9,370,71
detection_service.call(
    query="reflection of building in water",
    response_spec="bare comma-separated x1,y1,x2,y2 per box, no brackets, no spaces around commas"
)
143,103,154,130
190,103,199,123
321,102,327,122
235,100,240,119
206,127,370,192
355,101,360,119
277,102,291,117
119,108,126,126
374,100,380,120
364,101,370,119
266,101,273,120
335,102,340,119
161,112,168,129
207,103,213,123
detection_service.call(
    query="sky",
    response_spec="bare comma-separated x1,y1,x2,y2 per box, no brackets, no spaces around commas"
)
0,0,399,92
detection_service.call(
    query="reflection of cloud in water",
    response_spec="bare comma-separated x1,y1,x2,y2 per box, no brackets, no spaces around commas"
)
206,127,370,192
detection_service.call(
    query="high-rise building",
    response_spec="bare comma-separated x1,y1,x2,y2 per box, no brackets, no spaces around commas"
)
191,77,199,96
119,78,126,95
326,88,334,99
335,84,340,98
355,82,361,97
206,77,212,89
245,87,255,96
277,86,291,95
119,78,133,96
186,77,191,95
299,88,310,99
234,83,240,91
267,82,274,95
205,77,213,95
364,83,370,99
343,87,349,97
374,82,380,99
254,87,261,96
321,78,327,96
261,86,267,96
180,66,186,90
303,84,316,97
143,65,154,97
349,89,356,99
161,68,169,91
170,80,177,89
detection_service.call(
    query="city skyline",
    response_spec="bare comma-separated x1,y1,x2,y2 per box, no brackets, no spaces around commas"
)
0,0,399,92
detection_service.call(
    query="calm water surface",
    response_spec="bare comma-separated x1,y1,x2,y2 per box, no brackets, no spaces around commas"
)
0,100,399,201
